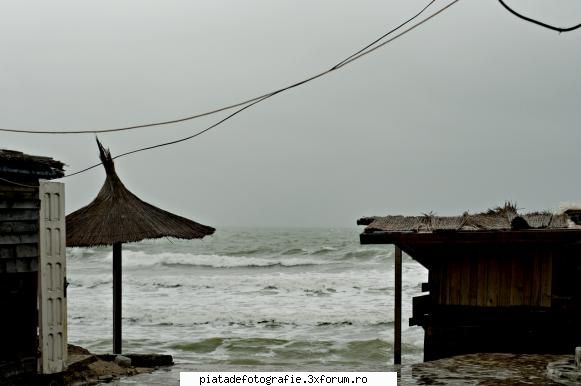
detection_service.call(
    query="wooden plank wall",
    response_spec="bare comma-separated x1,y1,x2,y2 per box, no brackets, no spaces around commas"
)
0,180,40,365
549,245,581,311
0,182,40,273
432,248,553,308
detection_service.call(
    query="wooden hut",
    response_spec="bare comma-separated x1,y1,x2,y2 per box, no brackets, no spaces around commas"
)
358,204,581,361
0,149,66,382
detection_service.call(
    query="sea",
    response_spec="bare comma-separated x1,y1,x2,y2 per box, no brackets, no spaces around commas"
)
66,227,428,385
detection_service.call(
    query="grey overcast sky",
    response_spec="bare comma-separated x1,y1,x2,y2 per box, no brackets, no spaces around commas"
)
1,0,581,227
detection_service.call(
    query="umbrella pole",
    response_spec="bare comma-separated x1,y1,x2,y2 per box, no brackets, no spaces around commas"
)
113,242,122,354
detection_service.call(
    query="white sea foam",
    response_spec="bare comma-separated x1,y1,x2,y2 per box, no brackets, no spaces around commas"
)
67,228,427,374
112,250,331,269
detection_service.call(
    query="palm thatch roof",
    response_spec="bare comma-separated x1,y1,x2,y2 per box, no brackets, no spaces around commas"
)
66,140,215,247
358,203,571,233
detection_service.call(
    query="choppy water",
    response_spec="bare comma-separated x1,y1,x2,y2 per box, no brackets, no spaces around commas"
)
67,228,427,384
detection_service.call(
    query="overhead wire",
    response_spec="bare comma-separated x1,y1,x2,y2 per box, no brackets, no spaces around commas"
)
0,95,266,135
498,0,581,33
0,0,436,136
335,0,457,69
62,0,460,179
331,0,436,70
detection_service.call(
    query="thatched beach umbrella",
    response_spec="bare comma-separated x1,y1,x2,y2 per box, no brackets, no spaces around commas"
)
67,139,215,354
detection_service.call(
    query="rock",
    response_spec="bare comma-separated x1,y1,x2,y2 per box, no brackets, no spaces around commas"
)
63,345,157,386
576,347,581,370
97,353,174,367
114,355,132,368
67,344,92,356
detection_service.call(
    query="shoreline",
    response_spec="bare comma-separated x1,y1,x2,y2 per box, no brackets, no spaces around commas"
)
86,352,572,385
64,344,172,386
402,353,568,385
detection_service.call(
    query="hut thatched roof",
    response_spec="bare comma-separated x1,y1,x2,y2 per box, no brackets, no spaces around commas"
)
358,203,571,233
0,149,64,179
66,140,215,247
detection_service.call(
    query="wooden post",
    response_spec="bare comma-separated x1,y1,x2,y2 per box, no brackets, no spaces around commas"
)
394,245,402,365
113,242,122,354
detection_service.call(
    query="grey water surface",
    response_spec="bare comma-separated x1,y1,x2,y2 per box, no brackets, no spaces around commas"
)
67,227,427,384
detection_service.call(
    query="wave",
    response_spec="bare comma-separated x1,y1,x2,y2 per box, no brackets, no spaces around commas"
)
172,337,289,354
116,251,328,269
342,249,388,259
122,317,391,329
315,320,393,327
310,247,338,256
365,287,392,293
67,247,99,259
153,283,182,289
69,244,390,269
304,288,335,297
170,337,394,365
221,247,273,256
336,339,391,362
161,261,320,269
316,321,353,326
283,246,383,260
68,276,111,289
172,337,225,353
280,248,307,255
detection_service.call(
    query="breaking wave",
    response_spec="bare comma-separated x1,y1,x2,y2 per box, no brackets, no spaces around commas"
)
117,251,328,269
170,337,392,365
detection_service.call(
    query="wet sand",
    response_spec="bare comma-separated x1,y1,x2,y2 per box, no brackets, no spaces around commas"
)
100,352,570,385
401,353,567,385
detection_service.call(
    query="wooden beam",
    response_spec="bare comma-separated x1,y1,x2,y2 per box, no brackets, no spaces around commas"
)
394,245,402,365
360,229,581,246
113,243,122,354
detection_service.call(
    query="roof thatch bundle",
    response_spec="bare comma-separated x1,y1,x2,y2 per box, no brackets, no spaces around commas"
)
66,139,215,247
358,202,570,233
0,149,64,179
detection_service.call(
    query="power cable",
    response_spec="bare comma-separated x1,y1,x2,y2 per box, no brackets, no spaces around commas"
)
0,0,435,135
61,0,460,178
498,0,581,33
